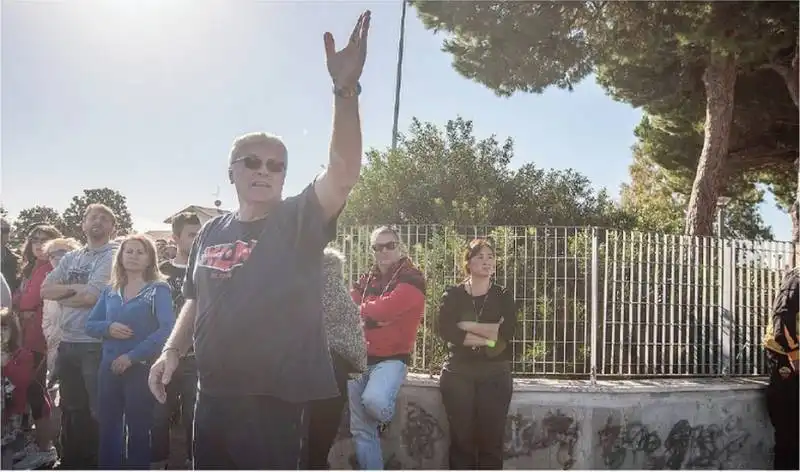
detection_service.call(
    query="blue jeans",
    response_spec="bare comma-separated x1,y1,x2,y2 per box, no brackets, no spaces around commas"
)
347,360,407,470
97,362,155,469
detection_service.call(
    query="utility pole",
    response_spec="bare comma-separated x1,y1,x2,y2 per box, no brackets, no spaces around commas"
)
390,0,408,151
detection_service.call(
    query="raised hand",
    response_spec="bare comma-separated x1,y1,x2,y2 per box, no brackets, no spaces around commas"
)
324,10,371,89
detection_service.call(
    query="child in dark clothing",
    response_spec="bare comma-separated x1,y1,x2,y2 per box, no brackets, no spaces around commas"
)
85,235,175,469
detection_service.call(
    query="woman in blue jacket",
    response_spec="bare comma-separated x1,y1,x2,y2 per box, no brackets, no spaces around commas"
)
86,234,175,468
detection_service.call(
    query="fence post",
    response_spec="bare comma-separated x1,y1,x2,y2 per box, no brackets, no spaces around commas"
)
590,228,599,385
719,239,734,376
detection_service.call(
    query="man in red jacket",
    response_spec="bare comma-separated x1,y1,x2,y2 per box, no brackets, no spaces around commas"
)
349,226,426,470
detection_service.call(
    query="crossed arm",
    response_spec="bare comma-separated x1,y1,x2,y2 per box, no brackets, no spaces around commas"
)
41,253,111,308
437,288,517,347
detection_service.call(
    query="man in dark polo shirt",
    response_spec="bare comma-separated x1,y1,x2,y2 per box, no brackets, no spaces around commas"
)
148,11,371,470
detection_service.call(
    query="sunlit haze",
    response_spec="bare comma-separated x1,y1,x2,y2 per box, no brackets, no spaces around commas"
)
1,1,792,239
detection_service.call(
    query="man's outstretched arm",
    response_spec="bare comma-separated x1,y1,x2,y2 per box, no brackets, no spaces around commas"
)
314,11,371,220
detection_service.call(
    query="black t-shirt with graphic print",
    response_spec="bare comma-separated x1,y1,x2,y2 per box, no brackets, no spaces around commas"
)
183,184,340,403
159,259,192,355
159,260,188,313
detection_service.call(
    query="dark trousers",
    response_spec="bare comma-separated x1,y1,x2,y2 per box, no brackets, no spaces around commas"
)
57,342,101,469
151,355,198,464
97,362,156,469
766,364,799,470
27,351,50,420
308,352,351,469
439,365,513,470
193,392,309,470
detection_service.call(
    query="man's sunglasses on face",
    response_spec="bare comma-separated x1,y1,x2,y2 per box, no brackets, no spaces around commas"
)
372,241,398,252
233,155,286,173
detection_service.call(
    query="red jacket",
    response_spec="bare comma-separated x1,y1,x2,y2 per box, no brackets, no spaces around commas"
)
351,258,426,362
3,347,33,417
15,261,52,355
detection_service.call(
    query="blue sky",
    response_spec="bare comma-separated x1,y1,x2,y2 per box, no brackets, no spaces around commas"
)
1,0,791,240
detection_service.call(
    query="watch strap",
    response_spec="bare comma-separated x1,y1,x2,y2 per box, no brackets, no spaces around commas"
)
334,82,361,98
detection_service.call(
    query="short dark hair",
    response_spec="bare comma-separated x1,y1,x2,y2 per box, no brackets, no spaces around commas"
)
83,204,117,226
172,212,201,237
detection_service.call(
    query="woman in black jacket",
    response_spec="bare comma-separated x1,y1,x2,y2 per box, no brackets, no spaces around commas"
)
437,238,517,470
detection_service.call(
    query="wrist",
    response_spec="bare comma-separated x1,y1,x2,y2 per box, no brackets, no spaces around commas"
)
162,346,181,357
333,81,361,98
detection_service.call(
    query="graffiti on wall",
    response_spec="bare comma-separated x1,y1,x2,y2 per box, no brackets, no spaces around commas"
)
598,416,750,470
401,401,445,467
504,410,579,469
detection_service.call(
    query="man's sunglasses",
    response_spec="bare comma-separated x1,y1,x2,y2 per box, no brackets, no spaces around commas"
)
233,155,286,173
372,241,398,252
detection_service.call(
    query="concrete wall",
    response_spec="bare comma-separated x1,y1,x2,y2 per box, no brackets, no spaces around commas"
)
329,375,772,470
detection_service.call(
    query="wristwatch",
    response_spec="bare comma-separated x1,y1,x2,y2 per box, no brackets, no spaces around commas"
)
334,82,361,98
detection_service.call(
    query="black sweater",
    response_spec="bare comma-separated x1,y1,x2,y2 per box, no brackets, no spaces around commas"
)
436,283,517,365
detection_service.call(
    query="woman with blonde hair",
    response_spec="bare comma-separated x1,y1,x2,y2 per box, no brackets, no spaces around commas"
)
85,234,175,468
436,238,517,470
41,238,81,386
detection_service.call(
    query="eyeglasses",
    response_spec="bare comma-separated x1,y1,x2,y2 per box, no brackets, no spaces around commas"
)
48,250,68,259
233,155,286,173
30,237,49,244
372,241,398,252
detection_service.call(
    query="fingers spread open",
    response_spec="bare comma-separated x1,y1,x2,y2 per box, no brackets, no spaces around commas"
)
324,32,335,58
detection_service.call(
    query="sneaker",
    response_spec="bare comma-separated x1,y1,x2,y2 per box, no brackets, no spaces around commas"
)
13,446,57,470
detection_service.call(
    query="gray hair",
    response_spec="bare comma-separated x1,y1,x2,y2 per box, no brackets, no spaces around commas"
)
370,225,400,245
228,132,288,165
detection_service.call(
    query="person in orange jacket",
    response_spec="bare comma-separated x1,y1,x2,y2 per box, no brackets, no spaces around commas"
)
348,226,426,470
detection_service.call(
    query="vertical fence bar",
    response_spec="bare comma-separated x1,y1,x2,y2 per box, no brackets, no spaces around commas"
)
590,228,599,385
720,237,733,376
333,224,786,378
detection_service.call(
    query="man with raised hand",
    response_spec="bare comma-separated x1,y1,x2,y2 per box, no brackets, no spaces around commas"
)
148,11,370,470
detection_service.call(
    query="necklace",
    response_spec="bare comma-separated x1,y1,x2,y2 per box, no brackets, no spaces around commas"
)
467,280,490,321
361,262,404,303
467,279,491,352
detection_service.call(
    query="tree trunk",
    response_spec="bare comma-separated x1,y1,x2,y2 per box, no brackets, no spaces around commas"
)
768,39,800,248
684,51,738,236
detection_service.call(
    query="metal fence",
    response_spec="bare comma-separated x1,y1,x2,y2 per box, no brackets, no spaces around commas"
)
332,225,794,379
